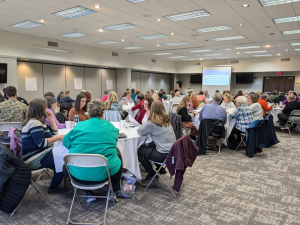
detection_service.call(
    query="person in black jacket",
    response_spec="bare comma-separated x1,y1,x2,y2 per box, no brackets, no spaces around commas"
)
1,88,29,105
273,92,286,104
177,96,199,138
277,95,300,127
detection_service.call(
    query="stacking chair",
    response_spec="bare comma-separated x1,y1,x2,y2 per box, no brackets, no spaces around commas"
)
209,122,224,155
282,110,300,135
170,104,179,114
144,159,177,198
196,103,205,110
63,154,115,225
104,110,121,122
182,122,191,136
236,133,246,151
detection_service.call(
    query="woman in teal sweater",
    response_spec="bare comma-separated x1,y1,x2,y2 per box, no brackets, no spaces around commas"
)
63,100,122,202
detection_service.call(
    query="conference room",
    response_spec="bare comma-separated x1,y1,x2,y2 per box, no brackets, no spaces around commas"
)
1,0,300,224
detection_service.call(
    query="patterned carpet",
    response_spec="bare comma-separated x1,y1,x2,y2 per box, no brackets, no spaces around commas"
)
1,128,300,225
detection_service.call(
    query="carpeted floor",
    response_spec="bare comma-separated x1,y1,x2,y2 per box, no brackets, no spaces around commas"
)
1,129,300,225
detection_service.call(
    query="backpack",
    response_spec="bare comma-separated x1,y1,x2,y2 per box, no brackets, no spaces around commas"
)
8,127,22,160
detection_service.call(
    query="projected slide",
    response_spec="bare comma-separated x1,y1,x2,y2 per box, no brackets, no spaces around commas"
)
203,69,230,85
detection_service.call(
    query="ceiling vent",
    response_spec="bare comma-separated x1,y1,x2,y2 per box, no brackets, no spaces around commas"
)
48,41,58,47
152,59,156,63
112,52,118,57
231,60,239,64
281,58,290,62
194,62,200,65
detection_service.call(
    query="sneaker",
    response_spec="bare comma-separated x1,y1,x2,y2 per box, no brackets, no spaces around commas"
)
47,186,69,194
86,193,96,203
109,192,118,203
141,174,159,185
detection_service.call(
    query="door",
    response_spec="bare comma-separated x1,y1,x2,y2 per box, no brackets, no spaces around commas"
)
263,76,295,93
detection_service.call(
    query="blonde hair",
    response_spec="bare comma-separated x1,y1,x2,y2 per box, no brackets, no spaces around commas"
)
190,92,196,99
175,92,180,97
80,90,86,95
105,91,118,110
148,101,170,127
154,90,159,94
223,93,233,102
177,96,190,113
152,93,159,101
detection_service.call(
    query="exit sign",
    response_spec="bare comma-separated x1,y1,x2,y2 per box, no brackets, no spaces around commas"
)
276,71,281,75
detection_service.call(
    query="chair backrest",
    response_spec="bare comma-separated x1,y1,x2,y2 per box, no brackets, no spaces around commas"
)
0,122,22,132
104,110,121,122
290,110,300,117
171,104,179,114
197,103,205,110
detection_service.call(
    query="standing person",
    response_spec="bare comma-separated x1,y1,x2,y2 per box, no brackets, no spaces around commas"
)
196,91,206,103
233,90,243,100
137,101,176,184
204,90,210,98
131,88,136,103
277,95,300,128
101,90,109,101
220,93,236,110
247,94,263,120
69,94,90,122
60,89,75,107
121,91,134,105
258,94,274,116
22,98,66,194
174,83,181,93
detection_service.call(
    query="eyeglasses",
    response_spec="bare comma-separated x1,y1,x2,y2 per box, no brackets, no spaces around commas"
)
143,103,148,105
80,100,86,103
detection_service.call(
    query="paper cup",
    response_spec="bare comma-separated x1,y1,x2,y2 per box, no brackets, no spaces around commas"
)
121,120,126,129
65,121,71,129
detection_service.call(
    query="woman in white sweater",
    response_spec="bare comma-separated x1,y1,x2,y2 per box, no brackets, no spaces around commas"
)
221,93,236,110
247,93,263,120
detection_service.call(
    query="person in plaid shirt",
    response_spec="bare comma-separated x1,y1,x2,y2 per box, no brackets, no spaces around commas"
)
227,96,253,149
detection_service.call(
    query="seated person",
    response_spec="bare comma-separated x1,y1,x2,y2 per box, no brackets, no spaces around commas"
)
161,90,168,100
83,91,92,104
105,91,128,119
196,91,206,103
1,87,28,105
57,90,64,103
121,91,134,105
258,94,274,116
0,86,28,122
60,89,75,108
22,98,66,194
278,95,300,128
63,100,122,202
44,92,65,123
243,91,249,98
220,93,236,110
190,92,199,109
270,91,278,102
169,91,175,100
170,91,182,105
135,95,153,124
273,92,287,104
137,101,176,184
204,90,210,98
132,93,144,111
233,90,243,100
135,90,141,104
44,96,66,129
247,94,263,120
283,92,300,105
228,96,254,149
152,92,162,102
131,88,137,102
69,94,90,122
177,96,199,138
101,90,109,101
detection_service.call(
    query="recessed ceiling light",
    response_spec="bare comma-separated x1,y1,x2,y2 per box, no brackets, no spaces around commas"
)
214,36,246,41
124,46,143,49
294,49,300,51
259,0,300,7
252,54,273,57
291,43,300,46
53,6,96,19
194,25,232,33
286,49,289,51
157,44,160,46
164,10,211,21
97,40,120,44
225,49,231,50
94,5,100,9
11,20,44,29
163,42,189,46
273,16,300,24
197,55,199,56
39,19,45,23
200,58,203,60
203,54,222,56
277,53,281,55
169,56,186,58
238,24,243,27
235,46,260,49
156,18,162,22
99,29,103,32
242,4,249,7
171,32,174,35
190,49,211,52
121,39,124,42
138,34,167,39
60,32,86,37
244,50,267,54
104,23,138,31
128,0,147,3
282,29,300,35
154,53,171,55
266,45,270,47
237,52,240,54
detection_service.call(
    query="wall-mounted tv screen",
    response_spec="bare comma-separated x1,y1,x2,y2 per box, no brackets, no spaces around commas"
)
0,63,7,83
190,74,202,83
236,73,253,84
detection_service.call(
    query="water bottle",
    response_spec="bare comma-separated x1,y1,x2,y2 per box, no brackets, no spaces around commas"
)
74,115,79,126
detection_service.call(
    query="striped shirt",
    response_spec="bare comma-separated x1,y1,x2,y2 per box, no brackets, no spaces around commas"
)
22,119,57,169
228,105,254,133
199,102,227,124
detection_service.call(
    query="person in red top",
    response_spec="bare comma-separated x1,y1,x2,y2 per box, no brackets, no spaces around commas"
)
100,90,108,101
131,93,144,111
258,93,274,116
134,94,153,124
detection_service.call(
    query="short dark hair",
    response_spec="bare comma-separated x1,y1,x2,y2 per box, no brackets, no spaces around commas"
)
137,93,144,100
199,91,204,95
273,91,277,95
104,90,108,95
5,86,17,97
44,92,55,98
131,88,135,93
74,94,87,113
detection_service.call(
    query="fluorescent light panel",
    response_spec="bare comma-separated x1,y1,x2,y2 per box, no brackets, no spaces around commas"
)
169,56,185,58
273,16,300,23
154,53,171,55
203,54,222,56
182,59,198,60
124,46,143,49
252,54,273,57
103,23,138,31
294,49,300,51
138,34,167,39
60,32,86,37
53,6,96,19
164,10,210,21
11,20,43,29
128,0,147,3
194,25,232,33
214,36,246,41
282,30,300,35
190,49,211,52
163,42,188,46
291,43,300,46
244,50,267,54
97,40,119,44
259,0,300,7
34,46,72,53
235,46,260,49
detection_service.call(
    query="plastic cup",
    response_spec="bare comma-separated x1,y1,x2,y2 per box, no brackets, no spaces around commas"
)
65,121,71,129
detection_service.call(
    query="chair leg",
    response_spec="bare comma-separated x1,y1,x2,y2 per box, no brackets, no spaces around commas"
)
31,180,51,204
66,188,77,225
218,139,222,155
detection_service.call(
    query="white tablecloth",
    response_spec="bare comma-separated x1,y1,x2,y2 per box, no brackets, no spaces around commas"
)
206,98,213,104
52,122,146,179
163,101,171,115
270,107,283,124
122,104,139,119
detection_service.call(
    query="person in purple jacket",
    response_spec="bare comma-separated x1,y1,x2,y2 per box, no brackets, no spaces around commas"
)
282,91,300,105
44,96,66,129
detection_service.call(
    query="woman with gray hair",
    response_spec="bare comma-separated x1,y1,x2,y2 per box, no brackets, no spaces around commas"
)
247,94,263,120
258,93,274,116
63,99,122,203
227,96,254,149
44,96,66,129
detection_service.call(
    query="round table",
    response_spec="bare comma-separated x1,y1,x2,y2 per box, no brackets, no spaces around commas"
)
206,98,213,104
52,122,146,179
269,107,283,124
122,104,139,119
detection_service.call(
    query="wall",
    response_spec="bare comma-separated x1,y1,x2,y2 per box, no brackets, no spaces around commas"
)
116,68,131,98
0,56,18,92
176,74,202,94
